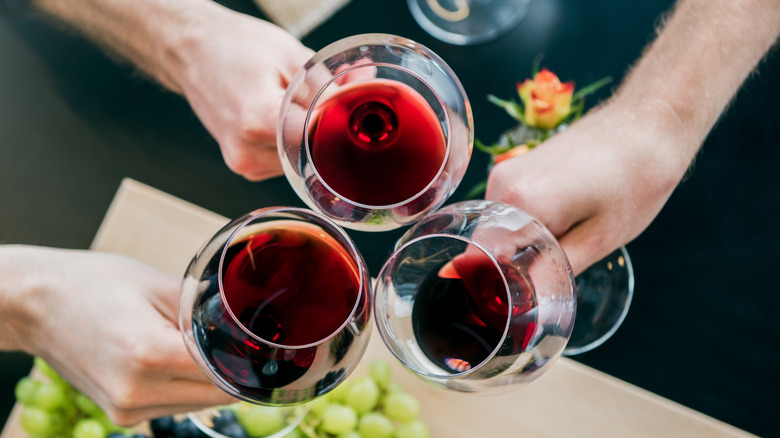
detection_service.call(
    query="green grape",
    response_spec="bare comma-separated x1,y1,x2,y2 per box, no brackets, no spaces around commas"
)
34,382,71,411
74,394,103,417
15,376,41,406
320,404,358,435
384,382,404,394
369,361,392,390
237,405,285,436
326,379,354,403
382,392,420,423
72,418,106,438
278,427,303,438
20,407,58,436
394,420,429,438
344,377,380,414
335,431,362,438
306,396,331,418
357,412,394,438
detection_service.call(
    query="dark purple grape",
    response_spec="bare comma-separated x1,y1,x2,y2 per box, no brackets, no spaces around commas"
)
150,417,177,438
211,409,238,432
174,418,207,438
215,422,248,438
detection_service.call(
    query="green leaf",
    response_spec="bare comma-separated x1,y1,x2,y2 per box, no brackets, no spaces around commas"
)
531,53,545,77
572,76,612,102
487,94,527,124
462,180,488,201
474,138,516,156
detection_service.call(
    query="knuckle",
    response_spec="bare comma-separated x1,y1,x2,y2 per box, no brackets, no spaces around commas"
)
105,381,142,413
106,408,142,428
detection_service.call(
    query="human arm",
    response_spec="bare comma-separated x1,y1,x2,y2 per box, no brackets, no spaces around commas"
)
29,0,313,180
486,0,780,275
0,245,236,425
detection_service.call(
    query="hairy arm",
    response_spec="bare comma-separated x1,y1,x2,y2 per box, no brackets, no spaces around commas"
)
487,0,780,275
29,0,215,92
29,0,313,180
616,0,780,174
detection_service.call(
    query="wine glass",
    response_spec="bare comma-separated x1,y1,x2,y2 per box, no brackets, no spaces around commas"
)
563,246,634,356
277,33,473,232
373,200,576,393
178,207,372,405
407,0,531,46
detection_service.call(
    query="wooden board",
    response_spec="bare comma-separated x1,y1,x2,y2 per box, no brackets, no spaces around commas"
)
1,178,756,438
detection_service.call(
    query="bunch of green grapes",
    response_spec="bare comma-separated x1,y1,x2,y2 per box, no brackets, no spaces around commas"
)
278,360,429,438
15,358,129,438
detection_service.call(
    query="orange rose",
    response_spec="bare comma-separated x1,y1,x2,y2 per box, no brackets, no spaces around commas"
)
517,68,574,130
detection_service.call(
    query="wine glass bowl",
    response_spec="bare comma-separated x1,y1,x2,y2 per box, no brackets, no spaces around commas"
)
179,207,372,405
407,0,531,46
564,246,634,356
278,33,473,231
373,200,575,393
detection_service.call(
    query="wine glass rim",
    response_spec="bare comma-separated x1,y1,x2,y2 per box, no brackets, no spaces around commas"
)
302,63,453,211
217,206,369,349
374,232,514,379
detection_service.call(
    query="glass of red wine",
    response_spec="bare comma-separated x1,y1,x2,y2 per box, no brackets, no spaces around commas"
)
373,200,576,393
278,33,473,231
179,207,372,405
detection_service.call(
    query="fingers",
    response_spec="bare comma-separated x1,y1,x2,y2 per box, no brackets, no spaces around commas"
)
221,142,283,181
556,220,613,277
105,383,238,426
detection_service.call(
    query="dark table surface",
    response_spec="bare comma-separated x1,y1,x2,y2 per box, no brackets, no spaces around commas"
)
2,0,778,436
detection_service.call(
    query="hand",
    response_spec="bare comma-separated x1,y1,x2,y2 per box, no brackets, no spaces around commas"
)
485,101,691,275
4,246,235,425
177,11,314,181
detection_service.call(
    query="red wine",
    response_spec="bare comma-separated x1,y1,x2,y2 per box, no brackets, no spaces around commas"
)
193,222,363,402
221,222,360,346
412,250,537,373
309,79,447,206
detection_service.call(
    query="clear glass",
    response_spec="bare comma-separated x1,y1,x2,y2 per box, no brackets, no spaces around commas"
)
373,200,575,393
407,0,531,45
563,246,634,355
278,33,473,232
179,207,372,405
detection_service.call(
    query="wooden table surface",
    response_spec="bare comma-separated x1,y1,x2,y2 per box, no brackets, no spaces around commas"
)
0,179,756,438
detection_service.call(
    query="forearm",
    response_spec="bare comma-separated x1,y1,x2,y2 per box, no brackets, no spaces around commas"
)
29,0,230,93
612,0,780,175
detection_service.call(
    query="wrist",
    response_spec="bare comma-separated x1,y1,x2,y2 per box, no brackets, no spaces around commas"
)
606,91,703,182
0,245,49,354
153,0,232,94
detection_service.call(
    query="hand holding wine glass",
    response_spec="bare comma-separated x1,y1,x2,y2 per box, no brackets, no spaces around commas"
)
485,101,687,278
176,11,314,181
0,245,236,426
